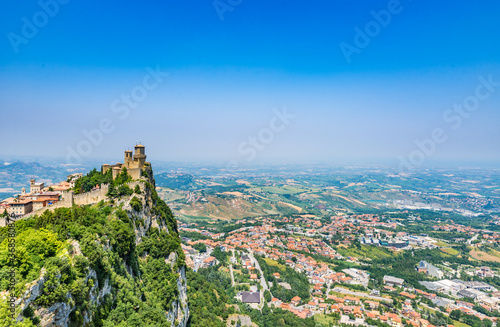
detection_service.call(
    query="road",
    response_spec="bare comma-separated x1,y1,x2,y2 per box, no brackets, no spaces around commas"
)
230,250,235,287
467,234,479,245
249,253,268,292
193,248,213,271
332,287,393,303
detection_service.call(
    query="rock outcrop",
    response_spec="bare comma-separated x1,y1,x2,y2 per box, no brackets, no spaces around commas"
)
12,166,188,327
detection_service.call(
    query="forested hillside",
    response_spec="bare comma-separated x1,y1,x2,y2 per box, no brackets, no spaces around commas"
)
0,167,189,327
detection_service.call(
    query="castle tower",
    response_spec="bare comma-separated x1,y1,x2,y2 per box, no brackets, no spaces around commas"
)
30,179,44,194
21,187,26,196
133,144,146,168
101,164,110,174
124,150,133,168
30,179,36,194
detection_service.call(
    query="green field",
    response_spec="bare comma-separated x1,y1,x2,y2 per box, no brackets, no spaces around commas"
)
315,314,337,325
262,258,287,271
179,214,212,221
435,240,450,247
440,247,459,255
453,320,471,327
259,186,308,194
336,245,393,260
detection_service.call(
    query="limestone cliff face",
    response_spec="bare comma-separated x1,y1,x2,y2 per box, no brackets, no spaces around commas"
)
15,167,189,327
122,169,190,326
167,265,189,327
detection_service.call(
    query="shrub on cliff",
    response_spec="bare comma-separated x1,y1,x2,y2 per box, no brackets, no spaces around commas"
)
130,196,142,212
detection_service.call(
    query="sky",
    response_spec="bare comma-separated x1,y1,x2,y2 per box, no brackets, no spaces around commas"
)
1,0,499,167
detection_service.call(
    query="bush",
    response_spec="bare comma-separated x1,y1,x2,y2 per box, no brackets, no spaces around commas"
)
130,196,142,212
107,184,118,198
118,185,133,197
193,243,207,253
134,185,142,194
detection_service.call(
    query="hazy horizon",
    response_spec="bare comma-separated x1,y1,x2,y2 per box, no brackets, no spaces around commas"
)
2,1,499,168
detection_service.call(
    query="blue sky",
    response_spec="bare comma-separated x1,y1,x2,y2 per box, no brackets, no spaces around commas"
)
1,0,499,166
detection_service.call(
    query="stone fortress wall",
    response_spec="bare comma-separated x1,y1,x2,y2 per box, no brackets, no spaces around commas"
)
72,184,110,206
10,181,145,223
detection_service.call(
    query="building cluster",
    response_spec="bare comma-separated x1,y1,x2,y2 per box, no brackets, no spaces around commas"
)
178,211,500,325
432,223,481,234
0,174,82,216
433,221,500,247
416,261,444,279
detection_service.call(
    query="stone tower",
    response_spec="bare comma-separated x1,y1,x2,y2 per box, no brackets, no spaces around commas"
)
124,150,133,168
133,144,146,168
101,144,148,179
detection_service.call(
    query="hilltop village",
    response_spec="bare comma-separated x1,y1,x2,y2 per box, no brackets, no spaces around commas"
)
179,212,500,326
0,175,81,218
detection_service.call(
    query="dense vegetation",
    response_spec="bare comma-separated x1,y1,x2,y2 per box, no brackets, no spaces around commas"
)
179,231,211,241
186,266,232,326
0,179,185,326
186,264,315,327
451,309,493,327
256,255,310,303
73,167,133,195
366,246,488,290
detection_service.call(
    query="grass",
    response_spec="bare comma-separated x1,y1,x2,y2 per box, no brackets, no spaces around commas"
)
260,186,307,195
262,258,286,272
487,248,500,258
315,314,337,325
453,320,471,327
469,250,500,263
435,240,450,247
440,247,459,255
329,290,391,302
179,214,211,221
336,245,393,260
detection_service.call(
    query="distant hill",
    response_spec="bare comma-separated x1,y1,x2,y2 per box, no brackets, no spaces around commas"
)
155,173,199,190
0,161,88,198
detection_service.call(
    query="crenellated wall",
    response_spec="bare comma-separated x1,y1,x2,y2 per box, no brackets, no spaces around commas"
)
7,181,146,224
72,184,109,206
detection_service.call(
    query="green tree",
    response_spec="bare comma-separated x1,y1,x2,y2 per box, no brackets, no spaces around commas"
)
134,185,142,194
264,290,272,302
193,243,207,253
118,184,133,197
130,196,142,211
107,184,118,198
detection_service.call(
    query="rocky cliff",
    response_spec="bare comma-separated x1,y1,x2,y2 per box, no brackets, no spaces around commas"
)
0,165,189,327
